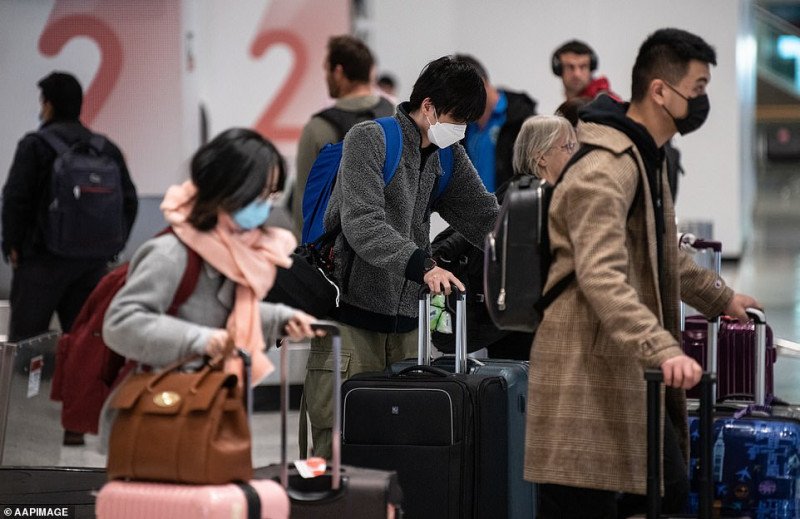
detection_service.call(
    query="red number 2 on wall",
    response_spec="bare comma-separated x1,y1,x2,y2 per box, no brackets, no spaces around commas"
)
38,14,123,126
250,30,308,142
248,0,349,144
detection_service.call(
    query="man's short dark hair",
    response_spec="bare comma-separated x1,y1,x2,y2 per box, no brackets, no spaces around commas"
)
38,72,83,120
327,35,374,84
453,54,489,81
552,40,598,76
554,40,596,60
377,74,396,90
631,28,717,102
408,56,486,123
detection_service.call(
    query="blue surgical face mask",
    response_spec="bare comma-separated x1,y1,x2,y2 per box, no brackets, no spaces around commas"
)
232,198,272,230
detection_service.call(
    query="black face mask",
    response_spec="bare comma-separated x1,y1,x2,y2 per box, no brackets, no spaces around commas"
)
663,82,710,135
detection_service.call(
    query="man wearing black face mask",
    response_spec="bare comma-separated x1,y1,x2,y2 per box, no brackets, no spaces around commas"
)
525,28,760,518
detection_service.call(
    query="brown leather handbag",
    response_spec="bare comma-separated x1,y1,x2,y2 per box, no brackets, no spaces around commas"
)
106,349,252,484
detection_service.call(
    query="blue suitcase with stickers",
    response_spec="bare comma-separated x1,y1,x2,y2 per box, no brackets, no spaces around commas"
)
685,309,800,518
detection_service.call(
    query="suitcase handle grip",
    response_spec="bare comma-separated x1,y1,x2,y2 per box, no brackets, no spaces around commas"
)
746,308,766,324
396,365,452,378
691,238,722,252
418,285,464,299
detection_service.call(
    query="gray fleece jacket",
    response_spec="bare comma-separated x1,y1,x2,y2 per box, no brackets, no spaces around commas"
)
324,103,498,333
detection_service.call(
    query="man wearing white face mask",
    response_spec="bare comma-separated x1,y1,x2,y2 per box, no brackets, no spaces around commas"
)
301,56,499,459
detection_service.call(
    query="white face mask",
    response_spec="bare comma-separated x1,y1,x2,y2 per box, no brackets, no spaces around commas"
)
426,108,466,148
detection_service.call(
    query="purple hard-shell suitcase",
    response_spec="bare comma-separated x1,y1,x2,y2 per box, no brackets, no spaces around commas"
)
679,237,776,401
683,315,776,400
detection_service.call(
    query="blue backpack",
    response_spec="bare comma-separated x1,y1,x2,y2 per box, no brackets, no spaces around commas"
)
301,116,454,244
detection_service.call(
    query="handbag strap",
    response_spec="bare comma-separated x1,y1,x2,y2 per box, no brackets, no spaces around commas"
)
143,340,234,392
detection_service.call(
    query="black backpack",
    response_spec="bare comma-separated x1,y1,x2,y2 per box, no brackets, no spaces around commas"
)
38,129,127,259
484,144,639,332
314,97,395,141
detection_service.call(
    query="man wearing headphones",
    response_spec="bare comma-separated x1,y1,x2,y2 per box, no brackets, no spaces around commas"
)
552,40,620,102
552,40,686,200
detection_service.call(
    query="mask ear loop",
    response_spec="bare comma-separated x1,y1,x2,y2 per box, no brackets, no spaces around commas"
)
425,102,439,128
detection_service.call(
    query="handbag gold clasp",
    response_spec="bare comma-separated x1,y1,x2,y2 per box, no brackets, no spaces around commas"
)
153,391,181,408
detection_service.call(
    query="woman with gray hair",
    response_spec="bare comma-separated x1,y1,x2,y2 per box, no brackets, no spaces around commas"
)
512,114,577,185
431,113,576,360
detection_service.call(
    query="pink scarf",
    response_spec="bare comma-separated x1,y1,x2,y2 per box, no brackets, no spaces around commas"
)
161,181,296,384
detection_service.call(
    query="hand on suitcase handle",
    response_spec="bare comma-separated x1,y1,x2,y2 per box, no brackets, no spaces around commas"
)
422,266,465,295
723,294,762,323
310,320,340,336
660,354,703,389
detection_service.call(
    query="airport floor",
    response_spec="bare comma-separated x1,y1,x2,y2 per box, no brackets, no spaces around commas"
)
3,161,800,470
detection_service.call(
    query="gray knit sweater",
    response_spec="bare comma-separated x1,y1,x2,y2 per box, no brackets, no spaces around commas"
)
324,103,498,332
103,233,296,367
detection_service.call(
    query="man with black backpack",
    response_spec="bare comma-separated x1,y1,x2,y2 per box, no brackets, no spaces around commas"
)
291,35,394,239
1,71,137,443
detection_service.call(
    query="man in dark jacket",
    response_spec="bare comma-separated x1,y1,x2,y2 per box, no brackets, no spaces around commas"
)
454,55,537,192
2,72,137,347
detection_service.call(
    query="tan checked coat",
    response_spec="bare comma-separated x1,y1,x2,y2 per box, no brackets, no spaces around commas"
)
524,121,734,495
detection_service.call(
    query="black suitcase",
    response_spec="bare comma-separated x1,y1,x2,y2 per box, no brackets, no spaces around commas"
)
342,289,511,519
391,291,536,518
257,322,404,518
645,370,716,519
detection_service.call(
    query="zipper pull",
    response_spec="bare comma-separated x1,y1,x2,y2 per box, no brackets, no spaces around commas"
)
73,186,81,199
497,289,506,311
489,234,497,262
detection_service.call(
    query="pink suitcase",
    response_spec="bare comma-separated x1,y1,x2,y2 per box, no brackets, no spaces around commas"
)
95,480,289,519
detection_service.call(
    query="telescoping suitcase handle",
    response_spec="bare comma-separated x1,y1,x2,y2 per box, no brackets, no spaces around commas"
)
645,370,716,519
747,308,768,407
278,321,342,492
679,235,722,378
418,286,468,373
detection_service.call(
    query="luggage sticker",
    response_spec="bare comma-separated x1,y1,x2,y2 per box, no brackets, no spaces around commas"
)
27,355,43,398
